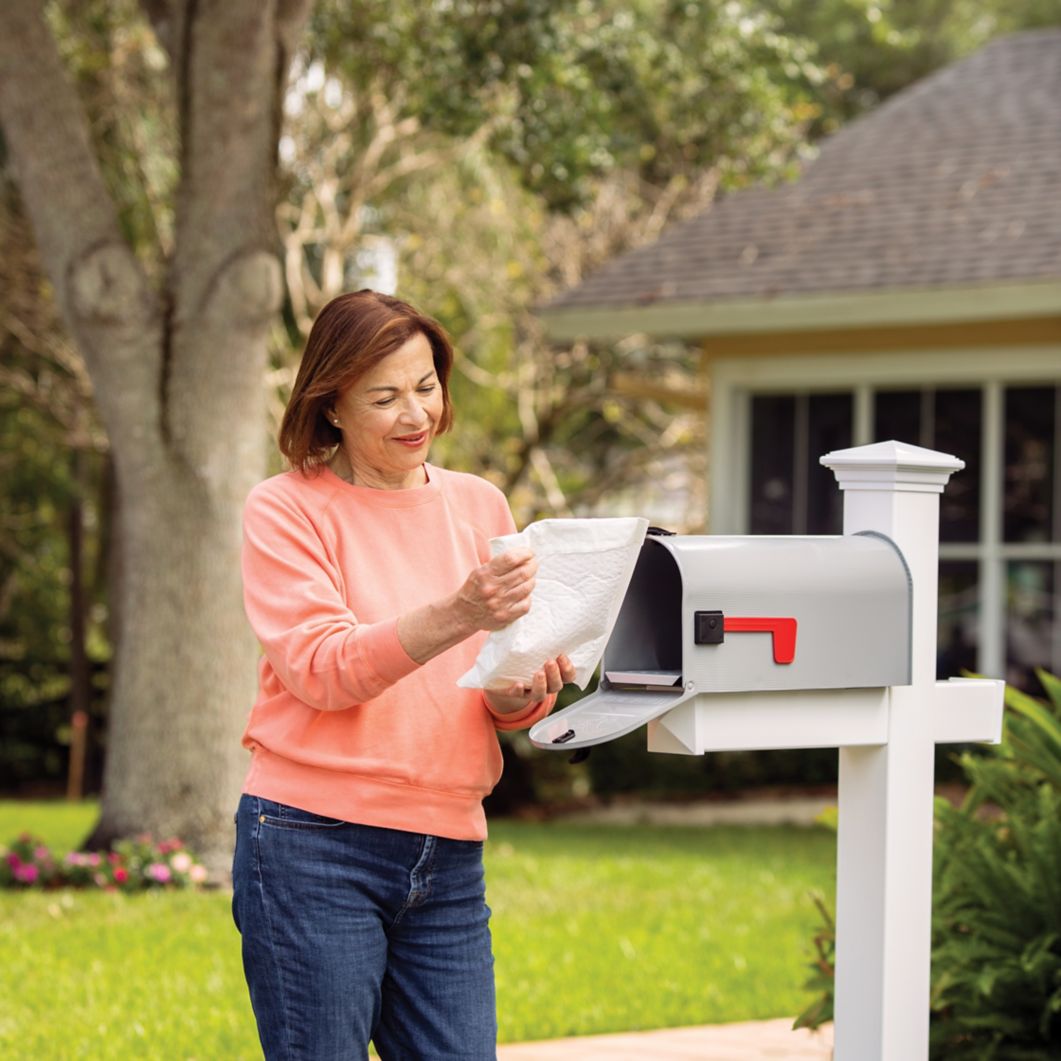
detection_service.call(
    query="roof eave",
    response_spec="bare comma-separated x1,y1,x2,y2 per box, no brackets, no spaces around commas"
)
537,279,1061,342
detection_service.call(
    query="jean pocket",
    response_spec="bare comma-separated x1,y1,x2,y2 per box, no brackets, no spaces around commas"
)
257,799,348,831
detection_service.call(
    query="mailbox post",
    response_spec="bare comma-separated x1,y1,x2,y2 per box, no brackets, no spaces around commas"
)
529,439,1005,1061
824,441,1003,1061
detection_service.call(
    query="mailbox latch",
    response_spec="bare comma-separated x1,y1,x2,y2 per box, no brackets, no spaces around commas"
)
694,610,725,645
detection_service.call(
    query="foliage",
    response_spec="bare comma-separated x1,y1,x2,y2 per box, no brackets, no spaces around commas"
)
794,891,835,1029
764,0,1061,133
1,805,836,1055
307,0,826,212
0,197,110,794
795,671,1061,1057
929,670,1061,1057
1,831,208,891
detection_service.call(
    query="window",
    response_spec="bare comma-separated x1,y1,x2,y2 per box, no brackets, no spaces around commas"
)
749,393,852,536
745,381,1061,688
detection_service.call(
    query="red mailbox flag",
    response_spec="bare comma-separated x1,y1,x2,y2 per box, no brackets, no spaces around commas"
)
723,617,798,664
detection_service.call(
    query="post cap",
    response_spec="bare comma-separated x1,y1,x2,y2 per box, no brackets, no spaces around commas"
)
821,440,964,493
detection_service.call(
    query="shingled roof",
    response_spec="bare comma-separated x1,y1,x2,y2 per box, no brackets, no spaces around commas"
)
542,30,1061,335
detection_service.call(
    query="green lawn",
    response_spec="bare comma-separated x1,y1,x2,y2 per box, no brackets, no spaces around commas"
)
0,800,835,1058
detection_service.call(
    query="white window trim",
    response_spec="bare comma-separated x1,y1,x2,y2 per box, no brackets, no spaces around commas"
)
708,343,1061,679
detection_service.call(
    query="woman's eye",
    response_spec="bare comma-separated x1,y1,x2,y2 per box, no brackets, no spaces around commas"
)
418,386,436,394
374,398,396,407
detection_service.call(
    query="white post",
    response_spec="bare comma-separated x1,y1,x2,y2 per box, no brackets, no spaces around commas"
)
822,441,964,1061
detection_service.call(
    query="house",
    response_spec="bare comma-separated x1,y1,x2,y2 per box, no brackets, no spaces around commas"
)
539,30,1061,690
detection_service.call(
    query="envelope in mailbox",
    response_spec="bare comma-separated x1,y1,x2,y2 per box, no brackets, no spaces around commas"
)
457,516,649,692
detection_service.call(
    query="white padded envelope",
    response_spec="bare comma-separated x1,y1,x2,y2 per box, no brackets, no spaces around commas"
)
457,517,649,691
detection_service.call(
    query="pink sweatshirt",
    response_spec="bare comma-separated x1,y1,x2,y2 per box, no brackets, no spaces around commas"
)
239,463,554,841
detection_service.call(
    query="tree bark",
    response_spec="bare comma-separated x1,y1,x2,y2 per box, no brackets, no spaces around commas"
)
0,0,312,873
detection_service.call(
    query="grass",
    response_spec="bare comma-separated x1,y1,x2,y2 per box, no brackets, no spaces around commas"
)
0,800,835,1058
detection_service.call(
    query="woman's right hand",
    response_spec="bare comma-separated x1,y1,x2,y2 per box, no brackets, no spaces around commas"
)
455,549,537,632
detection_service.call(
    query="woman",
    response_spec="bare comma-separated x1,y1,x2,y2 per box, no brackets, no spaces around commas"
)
232,289,573,1060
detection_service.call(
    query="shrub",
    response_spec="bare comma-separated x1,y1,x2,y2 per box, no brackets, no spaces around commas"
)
930,670,1061,1057
1,833,208,891
796,670,1061,1058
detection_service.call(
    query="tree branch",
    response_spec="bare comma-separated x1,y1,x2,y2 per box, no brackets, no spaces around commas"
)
0,0,163,451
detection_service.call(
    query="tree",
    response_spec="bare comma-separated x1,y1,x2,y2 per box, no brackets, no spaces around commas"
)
0,0,312,868
764,0,1061,134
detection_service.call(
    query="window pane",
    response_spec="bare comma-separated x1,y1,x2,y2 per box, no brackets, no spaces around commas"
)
874,389,922,448
937,561,979,679
1004,386,1056,543
749,395,794,534
935,389,981,543
806,394,853,534
1005,561,1058,692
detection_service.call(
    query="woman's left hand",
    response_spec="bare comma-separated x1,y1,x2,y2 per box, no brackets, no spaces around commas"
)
484,654,576,714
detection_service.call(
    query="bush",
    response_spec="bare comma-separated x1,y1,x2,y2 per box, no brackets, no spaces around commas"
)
1,832,208,891
796,670,1061,1057
929,671,1061,1057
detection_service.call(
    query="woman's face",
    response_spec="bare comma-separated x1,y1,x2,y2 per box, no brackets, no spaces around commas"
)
329,331,444,489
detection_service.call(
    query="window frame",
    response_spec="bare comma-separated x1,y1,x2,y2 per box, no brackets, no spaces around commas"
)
709,343,1061,679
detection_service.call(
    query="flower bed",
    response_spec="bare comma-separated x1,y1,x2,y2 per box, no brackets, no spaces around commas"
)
1,833,207,891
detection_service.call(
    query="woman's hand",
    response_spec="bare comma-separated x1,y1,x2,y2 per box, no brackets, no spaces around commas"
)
454,549,538,633
484,654,576,715
396,549,537,665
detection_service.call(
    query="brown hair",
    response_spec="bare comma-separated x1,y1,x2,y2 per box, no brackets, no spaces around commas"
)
279,290,455,473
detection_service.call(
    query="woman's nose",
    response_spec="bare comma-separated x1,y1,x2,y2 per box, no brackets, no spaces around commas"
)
398,395,429,423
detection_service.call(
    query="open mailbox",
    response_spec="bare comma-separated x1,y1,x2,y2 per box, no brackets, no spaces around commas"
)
529,531,912,752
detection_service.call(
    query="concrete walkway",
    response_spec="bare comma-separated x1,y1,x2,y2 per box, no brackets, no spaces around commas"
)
498,1018,834,1059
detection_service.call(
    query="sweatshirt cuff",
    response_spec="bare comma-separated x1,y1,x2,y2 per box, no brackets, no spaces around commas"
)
485,692,556,731
357,618,421,686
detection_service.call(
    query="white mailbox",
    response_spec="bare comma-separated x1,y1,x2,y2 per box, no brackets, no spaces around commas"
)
530,531,911,752
526,441,1005,1061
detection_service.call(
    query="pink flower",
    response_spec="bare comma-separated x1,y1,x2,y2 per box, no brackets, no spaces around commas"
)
94,873,107,887
34,845,50,860
6,853,21,870
146,863,171,883
87,853,101,867
14,863,39,884
107,852,122,865
171,852,193,873
114,867,129,884
189,864,208,884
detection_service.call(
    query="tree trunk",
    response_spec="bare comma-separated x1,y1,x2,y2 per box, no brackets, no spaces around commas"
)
85,378,266,870
0,0,313,875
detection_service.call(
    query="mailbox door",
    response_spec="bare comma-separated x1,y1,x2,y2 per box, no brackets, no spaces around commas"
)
529,688,691,750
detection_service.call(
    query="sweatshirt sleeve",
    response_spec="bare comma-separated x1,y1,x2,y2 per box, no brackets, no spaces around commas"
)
241,483,420,711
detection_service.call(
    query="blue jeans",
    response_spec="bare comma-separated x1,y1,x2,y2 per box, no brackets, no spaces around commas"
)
231,795,496,1060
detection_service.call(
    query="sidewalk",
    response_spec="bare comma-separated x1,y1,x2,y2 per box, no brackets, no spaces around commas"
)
498,1018,834,1059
